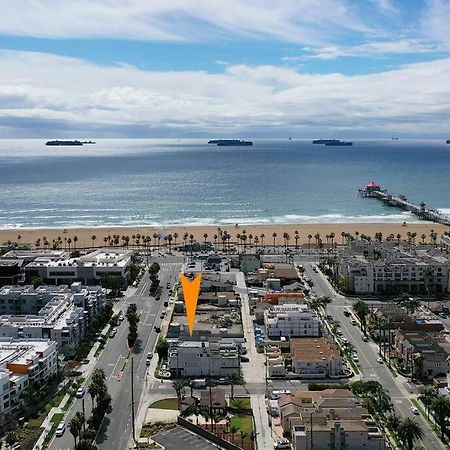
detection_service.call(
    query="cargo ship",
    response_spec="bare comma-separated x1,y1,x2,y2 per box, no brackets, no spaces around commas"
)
446,140,450,144
208,139,253,146
312,139,353,146
45,140,83,146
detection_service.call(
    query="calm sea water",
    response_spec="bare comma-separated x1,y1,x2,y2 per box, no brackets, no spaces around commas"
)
0,139,449,228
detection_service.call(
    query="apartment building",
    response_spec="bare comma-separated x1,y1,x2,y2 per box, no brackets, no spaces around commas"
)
0,282,105,315
264,304,320,339
168,340,240,377
394,330,450,380
0,338,58,423
278,389,385,449
0,284,105,356
337,242,450,295
24,249,133,284
290,338,343,378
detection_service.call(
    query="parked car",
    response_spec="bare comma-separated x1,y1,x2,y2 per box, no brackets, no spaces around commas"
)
217,378,228,385
147,352,153,360
75,387,85,399
274,439,291,449
411,406,419,415
377,357,383,364
350,319,357,325
240,356,249,362
362,335,368,342
343,310,351,317
110,329,117,338
352,354,359,362
55,422,66,437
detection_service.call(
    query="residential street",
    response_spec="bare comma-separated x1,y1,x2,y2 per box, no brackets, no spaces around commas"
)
297,256,445,450
49,255,183,450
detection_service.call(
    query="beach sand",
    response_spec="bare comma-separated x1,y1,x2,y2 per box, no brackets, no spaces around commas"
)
1,222,447,249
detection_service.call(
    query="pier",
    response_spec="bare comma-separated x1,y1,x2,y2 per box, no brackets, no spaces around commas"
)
359,181,450,226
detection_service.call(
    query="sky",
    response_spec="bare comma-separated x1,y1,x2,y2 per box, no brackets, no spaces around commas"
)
0,0,449,138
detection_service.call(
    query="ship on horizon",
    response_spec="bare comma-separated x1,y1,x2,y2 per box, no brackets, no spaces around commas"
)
45,140,84,146
208,139,253,146
312,139,353,146
446,139,450,144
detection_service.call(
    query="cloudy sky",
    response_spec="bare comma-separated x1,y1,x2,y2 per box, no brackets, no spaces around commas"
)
0,0,450,138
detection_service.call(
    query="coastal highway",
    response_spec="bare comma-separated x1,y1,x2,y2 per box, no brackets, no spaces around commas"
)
297,256,445,450
50,254,183,450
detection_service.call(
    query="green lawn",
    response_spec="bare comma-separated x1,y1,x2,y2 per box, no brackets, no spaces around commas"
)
230,415,253,437
149,398,179,410
229,397,251,409
44,394,64,413
51,412,64,423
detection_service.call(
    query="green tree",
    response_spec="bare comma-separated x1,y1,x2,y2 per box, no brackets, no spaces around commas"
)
172,379,186,410
418,386,436,419
353,300,369,334
5,431,17,450
126,303,139,347
155,337,169,359
227,373,241,399
431,395,450,438
397,417,424,450
69,413,83,447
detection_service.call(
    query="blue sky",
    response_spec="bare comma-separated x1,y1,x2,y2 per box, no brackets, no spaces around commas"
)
0,0,449,137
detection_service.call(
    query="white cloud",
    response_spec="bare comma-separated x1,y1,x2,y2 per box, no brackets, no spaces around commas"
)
421,0,450,49
0,49,450,136
0,0,373,44
283,39,441,61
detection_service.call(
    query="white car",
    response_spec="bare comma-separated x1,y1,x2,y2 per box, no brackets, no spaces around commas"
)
55,422,66,437
376,357,383,364
273,438,291,449
75,387,85,398
352,354,359,362
411,406,419,415
341,337,349,344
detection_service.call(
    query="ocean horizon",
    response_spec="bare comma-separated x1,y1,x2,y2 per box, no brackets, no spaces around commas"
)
1,138,449,229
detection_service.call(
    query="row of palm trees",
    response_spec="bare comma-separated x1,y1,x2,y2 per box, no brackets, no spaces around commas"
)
351,380,424,450
418,386,450,440
22,228,448,252
69,368,111,449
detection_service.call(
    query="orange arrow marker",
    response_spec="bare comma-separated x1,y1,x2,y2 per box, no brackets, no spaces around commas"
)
179,272,202,336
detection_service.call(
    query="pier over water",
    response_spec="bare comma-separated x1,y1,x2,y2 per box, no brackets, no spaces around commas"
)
359,182,450,226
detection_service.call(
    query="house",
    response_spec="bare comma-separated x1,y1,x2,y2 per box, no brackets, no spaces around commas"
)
394,330,450,380
239,254,260,274
290,338,343,378
199,388,227,414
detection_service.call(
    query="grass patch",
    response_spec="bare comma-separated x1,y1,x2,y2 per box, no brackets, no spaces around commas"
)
229,415,253,438
51,412,64,423
149,398,179,410
140,422,176,438
62,396,75,412
229,397,251,409
44,394,64,413
41,422,58,450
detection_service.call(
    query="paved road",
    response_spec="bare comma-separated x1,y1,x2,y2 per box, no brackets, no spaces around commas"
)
298,258,445,450
50,254,183,450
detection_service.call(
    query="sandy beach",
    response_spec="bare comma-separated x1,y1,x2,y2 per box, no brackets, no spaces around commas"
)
0,222,448,249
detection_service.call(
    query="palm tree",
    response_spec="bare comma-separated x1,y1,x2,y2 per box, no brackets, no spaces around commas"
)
341,231,346,245
353,300,369,334
272,232,277,249
240,430,248,447
213,234,218,246
294,230,299,249
387,414,401,432
418,386,436,419
173,379,186,409
203,233,208,245
227,373,241,399
173,232,178,246
186,379,196,397
421,233,426,245
260,233,265,248
73,235,78,250
307,234,312,253
69,415,82,447
167,234,173,253
397,417,423,450
431,395,450,438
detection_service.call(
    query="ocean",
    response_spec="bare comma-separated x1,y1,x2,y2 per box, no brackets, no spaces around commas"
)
0,139,449,229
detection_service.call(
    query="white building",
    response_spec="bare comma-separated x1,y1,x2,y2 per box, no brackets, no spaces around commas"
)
0,338,58,423
25,249,133,284
338,242,450,295
0,283,105,315
0,284,105,356
264,304,320,339
168,341,240,377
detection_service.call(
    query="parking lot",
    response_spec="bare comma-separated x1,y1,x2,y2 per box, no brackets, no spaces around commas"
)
152,426,223,450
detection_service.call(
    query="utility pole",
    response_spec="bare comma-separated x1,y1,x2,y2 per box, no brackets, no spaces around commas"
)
131,357,136,444
82,397,86,434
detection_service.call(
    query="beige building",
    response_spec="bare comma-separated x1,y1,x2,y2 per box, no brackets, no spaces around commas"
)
290,338,344,379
